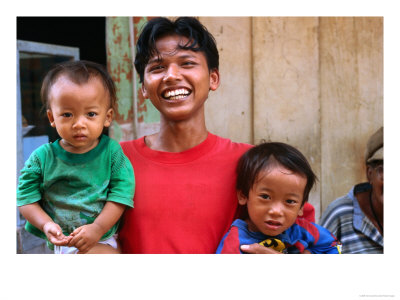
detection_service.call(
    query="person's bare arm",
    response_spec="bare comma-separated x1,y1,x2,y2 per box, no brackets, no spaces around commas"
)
18,203,71,245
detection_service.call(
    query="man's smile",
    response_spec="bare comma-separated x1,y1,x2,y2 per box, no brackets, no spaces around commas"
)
162,88,191,100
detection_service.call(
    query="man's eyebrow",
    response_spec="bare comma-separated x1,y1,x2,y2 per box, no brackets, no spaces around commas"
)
147,53,197,65
177,53,196,59
147,57,162,64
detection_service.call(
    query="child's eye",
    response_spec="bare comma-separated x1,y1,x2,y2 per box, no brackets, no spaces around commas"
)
260,194,271,200
62,113,72,117
87,112,97,117
286,199,297,205
182,61,196,67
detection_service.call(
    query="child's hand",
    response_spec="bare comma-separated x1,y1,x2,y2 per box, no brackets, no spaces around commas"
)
43,221,72,246
67,223,104,254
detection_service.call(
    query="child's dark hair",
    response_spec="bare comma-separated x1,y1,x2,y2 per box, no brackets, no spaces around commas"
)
134,17,219,83
41,60,116,110
236,142,317,206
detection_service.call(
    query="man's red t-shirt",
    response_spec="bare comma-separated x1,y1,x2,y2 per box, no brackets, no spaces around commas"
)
119,133,315,253
119,133,252,253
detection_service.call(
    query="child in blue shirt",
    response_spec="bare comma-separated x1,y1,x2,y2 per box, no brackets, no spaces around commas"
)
216,142,340,254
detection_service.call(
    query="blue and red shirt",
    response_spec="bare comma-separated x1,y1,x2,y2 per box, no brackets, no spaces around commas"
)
216,219,341,254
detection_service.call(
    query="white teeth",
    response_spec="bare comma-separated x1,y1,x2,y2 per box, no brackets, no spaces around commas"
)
164,89,189,98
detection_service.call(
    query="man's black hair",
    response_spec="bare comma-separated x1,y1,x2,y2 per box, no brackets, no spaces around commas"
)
236,142,317,206
134,17,219,83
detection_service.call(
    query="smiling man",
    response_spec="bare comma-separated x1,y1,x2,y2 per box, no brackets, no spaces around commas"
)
118,17,253,253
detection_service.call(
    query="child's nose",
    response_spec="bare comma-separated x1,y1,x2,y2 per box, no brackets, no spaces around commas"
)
268,202,284,216
72,116,86,129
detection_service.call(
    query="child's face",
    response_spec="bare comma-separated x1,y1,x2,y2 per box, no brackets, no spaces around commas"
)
238,165,306,236
141,34,220,122
46,75,113,154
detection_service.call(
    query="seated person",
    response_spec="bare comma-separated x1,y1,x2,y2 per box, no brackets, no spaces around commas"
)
217,142,341,254
320,127,383,253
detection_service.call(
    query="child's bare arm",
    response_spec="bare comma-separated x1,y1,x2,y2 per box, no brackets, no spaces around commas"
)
18,203,71,245
68,201,125,253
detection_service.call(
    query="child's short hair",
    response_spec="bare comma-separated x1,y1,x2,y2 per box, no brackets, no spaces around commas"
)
236,142,317,206
134,17,219,83
41,60,116,110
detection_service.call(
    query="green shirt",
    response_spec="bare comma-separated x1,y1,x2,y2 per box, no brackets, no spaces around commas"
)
17,135,135,245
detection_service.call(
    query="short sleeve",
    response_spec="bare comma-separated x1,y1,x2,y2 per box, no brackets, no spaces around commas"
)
306,222,341,254
288,219,340,254
216,227,241,254
17,151,43,206
107,142,135,208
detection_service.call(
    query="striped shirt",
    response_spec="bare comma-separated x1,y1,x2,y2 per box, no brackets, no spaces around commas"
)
319,184,383,254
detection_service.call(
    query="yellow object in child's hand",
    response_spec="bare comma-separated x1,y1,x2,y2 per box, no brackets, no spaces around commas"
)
259,238,286,253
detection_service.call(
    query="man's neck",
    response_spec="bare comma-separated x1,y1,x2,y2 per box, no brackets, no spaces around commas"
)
145,118,208,152
356,191,383,235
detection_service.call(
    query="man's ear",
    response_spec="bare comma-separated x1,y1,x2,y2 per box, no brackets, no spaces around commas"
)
47,109,56,128
366,165,373,183
237,191,248,205
104,108,114,128
209,68,220,91
141,84,148,99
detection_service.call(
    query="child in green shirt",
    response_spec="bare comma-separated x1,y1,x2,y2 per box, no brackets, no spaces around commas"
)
17,60,135,254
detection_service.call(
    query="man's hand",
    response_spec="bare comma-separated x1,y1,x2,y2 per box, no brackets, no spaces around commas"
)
241,244,312,254
240,243,283,254
68,223,104,254
43,221,71,246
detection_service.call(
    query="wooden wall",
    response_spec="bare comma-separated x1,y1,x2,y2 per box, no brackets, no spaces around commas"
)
108,17,383,221
319,17,383,217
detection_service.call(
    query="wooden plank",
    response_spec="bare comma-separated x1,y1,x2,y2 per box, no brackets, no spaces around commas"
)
319,17,383,213
252,17,321,217
106,17,136,141
201,17,253,144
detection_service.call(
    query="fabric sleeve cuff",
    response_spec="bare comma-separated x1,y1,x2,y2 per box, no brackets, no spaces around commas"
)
17,195,42,207
107,196,134,208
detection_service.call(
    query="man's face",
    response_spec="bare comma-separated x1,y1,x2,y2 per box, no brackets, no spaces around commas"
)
367,161,384,206
141,34,219,122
